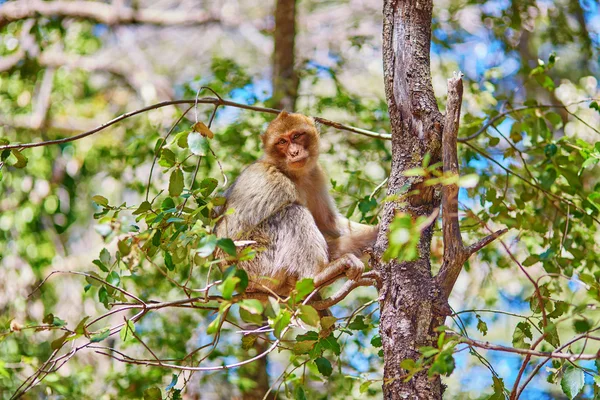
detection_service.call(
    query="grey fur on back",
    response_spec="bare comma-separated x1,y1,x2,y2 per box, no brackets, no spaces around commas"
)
215,161,329,294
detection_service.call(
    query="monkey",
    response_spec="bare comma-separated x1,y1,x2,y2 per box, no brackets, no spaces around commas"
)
214,111,378,297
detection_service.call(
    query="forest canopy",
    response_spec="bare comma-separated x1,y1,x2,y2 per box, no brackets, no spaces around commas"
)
1,1,599,399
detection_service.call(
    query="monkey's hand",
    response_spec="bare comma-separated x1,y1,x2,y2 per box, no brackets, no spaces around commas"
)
313,253,365,288
340,253,364,281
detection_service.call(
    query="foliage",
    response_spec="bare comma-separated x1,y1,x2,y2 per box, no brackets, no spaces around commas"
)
0,0,599,399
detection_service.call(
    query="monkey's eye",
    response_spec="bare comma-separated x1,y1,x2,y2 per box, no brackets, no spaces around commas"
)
292,132,304,140
277,138,287,145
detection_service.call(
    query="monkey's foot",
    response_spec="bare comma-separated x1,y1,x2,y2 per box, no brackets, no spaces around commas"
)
341,253,364,281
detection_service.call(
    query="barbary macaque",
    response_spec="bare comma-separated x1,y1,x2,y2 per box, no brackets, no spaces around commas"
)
215,111,378,296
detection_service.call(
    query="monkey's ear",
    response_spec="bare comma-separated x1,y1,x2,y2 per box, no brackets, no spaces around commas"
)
277,110,289,119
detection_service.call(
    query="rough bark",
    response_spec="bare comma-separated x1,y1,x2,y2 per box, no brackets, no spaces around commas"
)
375,1,444,398
375,3,505,398
271,0,299,111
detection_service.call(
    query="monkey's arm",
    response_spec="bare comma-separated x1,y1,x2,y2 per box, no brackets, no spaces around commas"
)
327,217,379,259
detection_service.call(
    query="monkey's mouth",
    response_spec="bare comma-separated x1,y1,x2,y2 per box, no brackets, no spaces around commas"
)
288,156,309,167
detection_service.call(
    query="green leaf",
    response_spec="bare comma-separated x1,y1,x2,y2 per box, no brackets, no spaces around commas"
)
133,201,152,215
92,195,109,207
294,278,315,302
239,299,264,315
294,385,307,400
561,366,584,399
217,238,237,256
74,316,91,336
200,178,219,196
240,307,263,325
319,334,341,355
522,255,539,267
370,335,382,347
273,310,291,339
164,252,174,271
90,327,110,343
512,321,532,349
476,315,488,336
358,196,377,214
92,260,108,272
99,248,111,265
117,238,131,257
320,316,337,332
348,315,369,331
298,305,320,327
188,132,209,156
43,313,67,327
573,318,591,334
106,271,120,287
161,197,175,210
419,346,439,358
543,323,560,347
197,235,217,257
241,334,257,350
158,148,176,168
314,357,333,377
175,131,190,148
296,331,319,342
11,149,27,168
143,387,162,400
169,168,184,197
120,320,135,342
152,230,162,247
293,340,317,355
218,275,240,300
359,381,373,394
51,333,69,350
98,286,109,308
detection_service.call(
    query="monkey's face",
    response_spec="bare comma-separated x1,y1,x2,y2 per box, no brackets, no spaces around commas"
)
274,130,310,169
262,112,320,172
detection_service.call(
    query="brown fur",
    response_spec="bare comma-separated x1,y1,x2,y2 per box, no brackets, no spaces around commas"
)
215,111,378,295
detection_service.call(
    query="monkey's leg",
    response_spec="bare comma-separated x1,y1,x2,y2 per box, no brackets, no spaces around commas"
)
313,253,364,288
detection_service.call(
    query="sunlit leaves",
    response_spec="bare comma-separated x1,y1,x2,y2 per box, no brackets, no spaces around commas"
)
298,305,320,327
561,366,584,399
273,310,291,339
120,319,135,342
92,195,109,207
383,212,420,261
197,235,217,257
90,327,110,343
512,322,532,349
188,132,209,156
314,357,333,377
169,168,184,197
43,313,67,327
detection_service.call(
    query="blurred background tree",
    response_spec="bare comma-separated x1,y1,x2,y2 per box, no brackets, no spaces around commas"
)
0,0,599,399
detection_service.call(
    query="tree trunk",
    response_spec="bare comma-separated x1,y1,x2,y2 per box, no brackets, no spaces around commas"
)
240,1,299,399
271,0,299,111
375,1,444,398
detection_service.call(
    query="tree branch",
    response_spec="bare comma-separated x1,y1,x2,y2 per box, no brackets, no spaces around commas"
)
0,97,390,151
310,272,380,310
0,0,219,29
457,99,599,143
459,335,600,361
434,73,507,299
